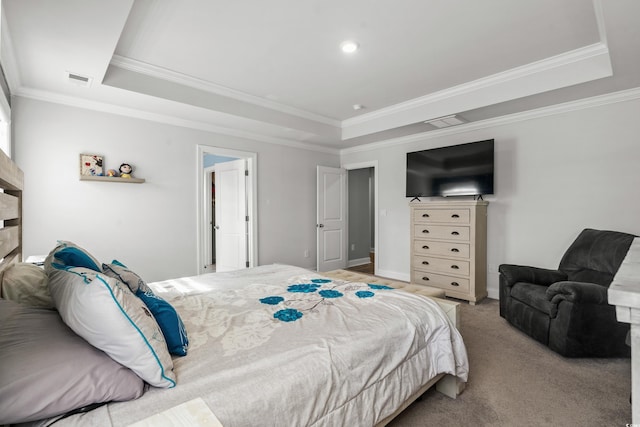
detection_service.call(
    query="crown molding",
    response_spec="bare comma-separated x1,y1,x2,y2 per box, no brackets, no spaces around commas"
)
340,86,640,155
0,10,21,94
110,55,341,128
592,0,607,46
14,87,340,155
341,42,612,140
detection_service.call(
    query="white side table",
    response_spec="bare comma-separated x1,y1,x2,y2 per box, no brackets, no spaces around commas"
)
608,237,640,423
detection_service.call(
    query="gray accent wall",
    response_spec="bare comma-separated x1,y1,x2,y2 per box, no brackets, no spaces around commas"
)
341,97,640,298
13,97,340,282
13,93,640,297
348,168,373,262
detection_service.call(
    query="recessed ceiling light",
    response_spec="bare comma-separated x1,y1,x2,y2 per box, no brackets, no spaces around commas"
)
340,40,359,54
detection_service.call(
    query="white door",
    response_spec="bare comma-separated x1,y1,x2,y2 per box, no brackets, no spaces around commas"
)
317,166,347,272
215,159,247,272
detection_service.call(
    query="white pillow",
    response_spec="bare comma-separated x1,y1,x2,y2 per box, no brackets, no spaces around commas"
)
47,266,176,388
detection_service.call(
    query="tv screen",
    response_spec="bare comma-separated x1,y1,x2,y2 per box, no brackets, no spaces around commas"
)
406,139,494,198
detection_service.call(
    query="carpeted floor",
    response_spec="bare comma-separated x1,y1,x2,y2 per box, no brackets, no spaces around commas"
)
388,298,631,427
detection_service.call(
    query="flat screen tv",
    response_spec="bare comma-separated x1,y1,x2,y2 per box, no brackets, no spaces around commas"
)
406,139,494,198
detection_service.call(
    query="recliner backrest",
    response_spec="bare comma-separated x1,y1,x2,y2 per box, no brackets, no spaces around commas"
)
558,228,635,286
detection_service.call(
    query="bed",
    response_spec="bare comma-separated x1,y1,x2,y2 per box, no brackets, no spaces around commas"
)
0,149,468,426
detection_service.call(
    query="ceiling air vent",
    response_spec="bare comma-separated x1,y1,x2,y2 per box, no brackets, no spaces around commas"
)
424,114,466,129
66,71,92,88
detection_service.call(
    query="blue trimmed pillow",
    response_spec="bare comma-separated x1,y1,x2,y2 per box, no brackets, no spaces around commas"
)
44,241,102,273
47,265,176,388
103,261,189,357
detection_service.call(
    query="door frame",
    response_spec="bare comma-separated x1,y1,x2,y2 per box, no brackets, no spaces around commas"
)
342,160,378,275
196,144,258,274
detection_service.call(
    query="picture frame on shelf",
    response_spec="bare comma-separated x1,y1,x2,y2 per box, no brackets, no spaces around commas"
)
80,154,104,176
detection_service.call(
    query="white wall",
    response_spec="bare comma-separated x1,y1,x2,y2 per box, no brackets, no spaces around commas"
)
13,97,339,281
341,97,640,298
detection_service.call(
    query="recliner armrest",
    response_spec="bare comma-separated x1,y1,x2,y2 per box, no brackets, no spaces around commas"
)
546,281,608,305
498,264,567,288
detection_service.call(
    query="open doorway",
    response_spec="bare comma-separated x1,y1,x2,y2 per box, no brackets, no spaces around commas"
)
347,167,375,274
343,161,378,276
203,153,239,271
196,145,258,274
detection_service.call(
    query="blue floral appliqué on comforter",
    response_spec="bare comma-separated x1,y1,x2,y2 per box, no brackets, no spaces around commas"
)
260,278,394,322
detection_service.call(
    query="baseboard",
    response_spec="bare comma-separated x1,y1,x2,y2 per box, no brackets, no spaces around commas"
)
348,257,371,267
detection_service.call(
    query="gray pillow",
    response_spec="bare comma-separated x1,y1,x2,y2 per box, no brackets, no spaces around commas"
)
0,299,145,424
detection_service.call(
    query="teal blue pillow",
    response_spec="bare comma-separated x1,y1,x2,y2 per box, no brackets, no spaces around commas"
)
44,241,102,274
54,247,101,272
102,261,188,356
135,288,189,357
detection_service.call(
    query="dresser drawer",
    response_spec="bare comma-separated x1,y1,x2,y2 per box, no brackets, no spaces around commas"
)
414,208,470,224
413,240,470,258
413,224,470,241
413,255,470,276
412,271,470,293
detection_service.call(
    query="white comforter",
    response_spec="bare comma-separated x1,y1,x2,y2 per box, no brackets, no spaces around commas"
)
49,264,468,427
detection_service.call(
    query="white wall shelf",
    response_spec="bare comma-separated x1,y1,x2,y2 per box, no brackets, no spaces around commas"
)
80,175,145,184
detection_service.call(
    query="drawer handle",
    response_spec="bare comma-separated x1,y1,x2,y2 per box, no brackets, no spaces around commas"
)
422,245,429,249
422,261,429,265
451,265,459,270
451,231,459,236
422,229,430,234
422,276,430,281
451,248,459,252
451,282,460,287
451,214,460,218
422,213,430,218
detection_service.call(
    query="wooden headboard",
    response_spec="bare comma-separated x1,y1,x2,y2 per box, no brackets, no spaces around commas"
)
0,147,24,285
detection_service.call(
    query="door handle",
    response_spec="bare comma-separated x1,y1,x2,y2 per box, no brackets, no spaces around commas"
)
317,224,325,228
215,225,220,230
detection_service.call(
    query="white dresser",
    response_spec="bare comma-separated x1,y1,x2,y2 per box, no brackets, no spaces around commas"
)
410,200,488,304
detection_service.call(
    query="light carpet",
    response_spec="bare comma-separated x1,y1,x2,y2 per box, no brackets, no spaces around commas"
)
389,298,631,427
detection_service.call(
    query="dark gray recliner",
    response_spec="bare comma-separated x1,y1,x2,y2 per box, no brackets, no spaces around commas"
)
499,228,635,357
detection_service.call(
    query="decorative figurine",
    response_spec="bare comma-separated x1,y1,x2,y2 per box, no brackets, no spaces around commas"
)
106,169,118,177
119,163,133,179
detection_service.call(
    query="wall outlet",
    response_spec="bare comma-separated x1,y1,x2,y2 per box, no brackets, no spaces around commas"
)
304,249,309,258
488,264,498,274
